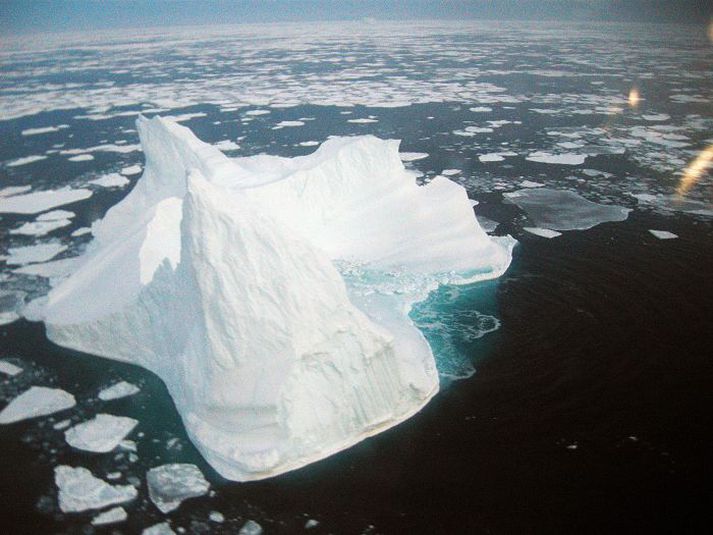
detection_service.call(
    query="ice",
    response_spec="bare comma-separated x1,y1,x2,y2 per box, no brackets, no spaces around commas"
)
72,227,92,237
10,218,72,237
649,230,678,239
348,118,378,123
209,511,225,523
0,185,31,197
239,520,263,535
55,466,137,513
0,386,76,424
399,151,429,161
441,169,461,176
147,463,210,513
298,141,319,147
520,180,544,188
0,359,23,376
479,153,504,162
65,414,138,453
642,113,670,122
505,188,630,231
0,291,25,325
40,116,514,481
526,152,587,165
38,209,75,220
305,519,320,529
0,187,92,214
13,257,79,280
272,120,304,129
4,242,67,265
89,173,130,188
214,140,240,151
68,154,94,162
7,155,47,167
631,193,713,217
98,381,140,401
523,227,562,238
470,106,492,112
142,522,176,535
121,164,142,176
91,506,128,526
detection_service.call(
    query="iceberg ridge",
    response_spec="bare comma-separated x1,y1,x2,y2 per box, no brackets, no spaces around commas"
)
38,116,515,481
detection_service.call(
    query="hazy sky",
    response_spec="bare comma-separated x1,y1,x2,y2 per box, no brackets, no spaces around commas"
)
2,0,712,35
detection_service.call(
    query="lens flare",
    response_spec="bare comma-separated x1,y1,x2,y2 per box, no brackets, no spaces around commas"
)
628,87,640,108
708,19,713,44
677,144,713,197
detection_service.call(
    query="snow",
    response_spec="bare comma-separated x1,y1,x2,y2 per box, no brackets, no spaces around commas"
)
91,506,128,526
0,187,92,214
0,360,23,376
121,164,142,176
142,522,176,535
0,386,76,424
649,229,678,240
89,173,130,188
523,227,562,238
65,414,138,453
55,466,137,513
4,242,67,265
98,381,140,401
7,155,47,167
526,152,587,165
239,520,263,535
38,209,75,220
505,188,630,231
40,116,514,481
147,463,210,513
399,151,428,161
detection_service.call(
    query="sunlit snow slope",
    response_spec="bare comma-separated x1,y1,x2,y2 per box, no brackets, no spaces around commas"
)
38,116,515,481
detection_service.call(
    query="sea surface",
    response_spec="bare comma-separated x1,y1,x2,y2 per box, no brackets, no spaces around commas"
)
1,20,712,533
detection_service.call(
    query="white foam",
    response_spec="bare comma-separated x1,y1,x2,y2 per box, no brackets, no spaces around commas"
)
0,386,76,424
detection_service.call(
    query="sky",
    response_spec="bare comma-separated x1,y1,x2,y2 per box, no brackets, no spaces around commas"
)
1,0,712,35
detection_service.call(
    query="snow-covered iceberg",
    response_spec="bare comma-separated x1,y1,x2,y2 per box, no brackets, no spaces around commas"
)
36,116,514,481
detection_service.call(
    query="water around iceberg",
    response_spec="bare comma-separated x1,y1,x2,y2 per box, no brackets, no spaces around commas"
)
35,116,515,481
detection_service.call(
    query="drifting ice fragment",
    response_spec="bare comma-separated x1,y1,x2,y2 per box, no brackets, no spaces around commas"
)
648,230,678,239
239,520,263,535
526,152,587,165
98,381,140,401
39,116,514,480
505,188,630,231
523,227,562,239
147,463,210,513
142,522,176,535
89,173,130,188
0,386,76,424
55,466,137,513
0,359,23,376
4,242,67,265
0,187,92,215
91,506,128,526
64,414,138,453
0,291,26,325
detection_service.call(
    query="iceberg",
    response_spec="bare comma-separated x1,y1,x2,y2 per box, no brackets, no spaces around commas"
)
37,116,514,481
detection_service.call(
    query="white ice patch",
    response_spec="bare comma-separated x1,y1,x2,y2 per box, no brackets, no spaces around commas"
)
120,165,142,176
147,464,210,513
142,522,176,535
648,229,678,239
399,151,429,161
0,386,76,424
98,381,140,401
68,154,94,162
441,169,461,176
55,466,137,513
21,125,69,136
65,414,138,453
470,106,492,112
479,153,504,162
91,506,128,526
3,242,67,266
89,173,130,188
0,187,92,215
13,256,80,281
272,120,304,129
0,360,23,376
6,155,47,167
347,118,378,123
520,180,544,188
0,291,26,325
10,218,72,237
298,141,320,147
526,152,586,165
239,520,263,535
214,140,240,151
505,188,630,230
523,227,562,238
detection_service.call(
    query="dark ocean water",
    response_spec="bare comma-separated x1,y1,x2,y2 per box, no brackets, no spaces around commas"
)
1,20,712,534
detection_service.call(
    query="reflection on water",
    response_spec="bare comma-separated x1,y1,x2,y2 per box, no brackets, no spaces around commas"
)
628,87,641,109
677,144,713,197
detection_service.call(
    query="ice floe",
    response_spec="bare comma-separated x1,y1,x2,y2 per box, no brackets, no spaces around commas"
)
89,173,130,188
6,155,47,167
523,227,562,239
98,381,141,401
21,125,69,136
120,164,142,176
91,506,128,526
55,466,137,513
67,154,94,162
0,386,76,424
0,291,25,325
65,414,138,453
147,463,210,513
0,187,92,215
142,522,176,535
0,359,23,376
399,151,429,161
3,242,67,266
505,188,630,230
648,230,678,239
526,152,587,165
239,520,263,535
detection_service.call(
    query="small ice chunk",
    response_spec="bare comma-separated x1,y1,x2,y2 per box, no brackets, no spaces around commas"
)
347,118,378,123
120,165,142,176
98,381,140,401
244,109,270,116
399,152,428,161
55,465,137,513
68,154,94,162
89,173,130,188
0,386,76,424
0,360,23,376
38,210,75,221
71,227,92,237
65,414,138,453
143,522,176,535
53,419,71,430
441,169,461,176
470,106,492,112
0,185,32,197
7,155,47,167
147,463,210,513
642,113,670,122
526,152,587,165
479,153,504,162
0,291,25,325
21,125,68,136
239,520,263,535
305,519,320,529
10,218,72,236
214,140,240,151
0,187,92,215
648,229,678,240
298,141,319,147
272,120,304,129
91,506,128,526
520,180,544,188
4,242,67,266
505,188,630,231
523,227,562,238
209,511,225,523
476,216,499,233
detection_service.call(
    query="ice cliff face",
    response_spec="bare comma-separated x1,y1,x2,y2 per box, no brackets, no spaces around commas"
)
39,116,515,481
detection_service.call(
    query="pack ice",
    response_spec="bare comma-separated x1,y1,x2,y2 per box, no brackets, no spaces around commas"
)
36,116,515,481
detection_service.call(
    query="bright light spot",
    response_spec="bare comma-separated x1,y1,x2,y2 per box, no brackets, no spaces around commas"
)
628,87,640,108
708,19,713,43
677,144,713,197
